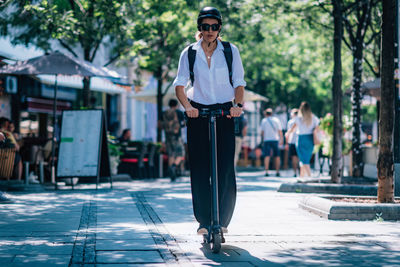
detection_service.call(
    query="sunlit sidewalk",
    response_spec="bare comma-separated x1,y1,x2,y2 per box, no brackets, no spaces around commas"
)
0,170,399,266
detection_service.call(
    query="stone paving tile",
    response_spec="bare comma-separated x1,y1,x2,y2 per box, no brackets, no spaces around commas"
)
96,238,157,250
11,254,71,267
30,232,77,240
96,264,168,267
96,250,164,264
0,245,23,254
96,230,153,240
0,231,32,237
0,254,15,264
190,261,258,267
1,172,400,266
19,243,74,254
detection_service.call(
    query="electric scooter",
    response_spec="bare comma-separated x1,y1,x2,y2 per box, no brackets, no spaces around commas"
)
197,108,233,253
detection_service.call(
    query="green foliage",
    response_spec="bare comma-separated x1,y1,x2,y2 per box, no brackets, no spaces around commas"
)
0,0,380,120
374,212,384,222
129,0,193,81
206,0,352,116
318,113,352,157
362,105,377,123
0,0,133,62
107,134,123,157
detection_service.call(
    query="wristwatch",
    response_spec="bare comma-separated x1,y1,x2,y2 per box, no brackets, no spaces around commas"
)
233,101,243,108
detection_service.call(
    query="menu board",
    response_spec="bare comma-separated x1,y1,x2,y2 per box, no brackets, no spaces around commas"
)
57,110,103,177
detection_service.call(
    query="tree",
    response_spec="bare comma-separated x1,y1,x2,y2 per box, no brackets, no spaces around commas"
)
377,0,395,203
330,0,344,183
129,0,193,141
341,0,380,177
232,1,336,115
308,0,381,178
0,0,133,107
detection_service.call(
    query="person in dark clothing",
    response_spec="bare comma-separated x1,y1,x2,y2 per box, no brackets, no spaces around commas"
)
234,114,248,167
174,7,246,235
162,99,185,180
118,129,132,143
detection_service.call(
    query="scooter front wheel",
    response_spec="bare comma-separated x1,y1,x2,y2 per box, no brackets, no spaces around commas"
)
211,232,221,253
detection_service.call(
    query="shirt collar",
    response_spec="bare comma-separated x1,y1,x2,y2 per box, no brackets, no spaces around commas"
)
192,38,224,51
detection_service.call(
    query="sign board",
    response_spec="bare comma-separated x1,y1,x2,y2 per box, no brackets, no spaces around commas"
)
5,76,17,94
57,110,111,185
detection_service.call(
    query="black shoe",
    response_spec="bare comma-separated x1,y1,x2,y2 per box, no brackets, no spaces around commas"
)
276,172,280,177
169,165,176,181
265,172,269,177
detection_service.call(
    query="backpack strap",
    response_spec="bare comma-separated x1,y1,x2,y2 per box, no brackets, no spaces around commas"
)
221,41,233,86
188,41,233,87
188,45,196,85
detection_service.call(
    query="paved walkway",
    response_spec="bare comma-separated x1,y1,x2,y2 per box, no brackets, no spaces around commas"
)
0,170,399,266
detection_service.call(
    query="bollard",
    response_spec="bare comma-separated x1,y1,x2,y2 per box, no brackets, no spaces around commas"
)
39,161,44,184
51,166,56,184
159,154,163,178
24,162,29,185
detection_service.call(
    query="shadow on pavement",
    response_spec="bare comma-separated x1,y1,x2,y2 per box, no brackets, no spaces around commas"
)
199,243,283,266
269,240,400,266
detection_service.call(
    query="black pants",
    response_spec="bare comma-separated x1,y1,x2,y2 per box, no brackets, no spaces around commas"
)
187,101,236,228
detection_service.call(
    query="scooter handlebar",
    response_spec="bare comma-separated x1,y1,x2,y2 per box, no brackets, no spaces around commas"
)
197,108,231,118
185,108,240,135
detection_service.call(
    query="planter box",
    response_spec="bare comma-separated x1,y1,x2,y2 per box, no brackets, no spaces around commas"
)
362,146,378,178
363,146,378,165
299,195,400,220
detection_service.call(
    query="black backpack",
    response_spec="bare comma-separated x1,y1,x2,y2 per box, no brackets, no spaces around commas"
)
188,41,233,86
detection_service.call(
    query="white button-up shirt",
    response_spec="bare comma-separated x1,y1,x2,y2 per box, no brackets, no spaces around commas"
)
173,39,246,105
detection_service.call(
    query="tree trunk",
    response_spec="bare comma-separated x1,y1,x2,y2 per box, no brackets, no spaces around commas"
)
351,42,364,177
82,48,92,107
156,66,164,142
377,0,395,203
331,0,343,183
82,76,91,107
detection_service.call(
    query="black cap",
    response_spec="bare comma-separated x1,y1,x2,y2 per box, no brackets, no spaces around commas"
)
197,7,222,26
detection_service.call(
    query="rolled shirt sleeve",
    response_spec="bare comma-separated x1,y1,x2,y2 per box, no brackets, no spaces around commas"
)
231,44,246,89
173,47,190,88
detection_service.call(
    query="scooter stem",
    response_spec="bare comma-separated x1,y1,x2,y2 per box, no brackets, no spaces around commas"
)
209,115,220,229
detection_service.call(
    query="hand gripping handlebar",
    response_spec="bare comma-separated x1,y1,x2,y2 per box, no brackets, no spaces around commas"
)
185,108,240,134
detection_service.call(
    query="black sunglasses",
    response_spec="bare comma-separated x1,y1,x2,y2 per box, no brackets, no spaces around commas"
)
200,23,220,32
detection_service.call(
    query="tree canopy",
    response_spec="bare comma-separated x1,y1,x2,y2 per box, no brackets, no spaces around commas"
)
0,0,380,117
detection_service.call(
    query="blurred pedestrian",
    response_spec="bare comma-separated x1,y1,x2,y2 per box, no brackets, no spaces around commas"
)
285,108,299,177
0,117,22,180
118,128,131,143
234,113,248,167
260,108,283,177
162,99,185,181
174,6,246,235
7,120,21,145
287,102,320,177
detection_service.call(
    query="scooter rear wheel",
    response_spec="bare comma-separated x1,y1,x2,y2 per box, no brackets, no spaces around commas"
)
211,232,221,253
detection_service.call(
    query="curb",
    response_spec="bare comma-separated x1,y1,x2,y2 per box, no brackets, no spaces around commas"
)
278,182,377,195
299,195,400,221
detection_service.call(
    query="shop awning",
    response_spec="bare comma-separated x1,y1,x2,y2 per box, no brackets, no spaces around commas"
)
26,97,71,115
37,74,126,95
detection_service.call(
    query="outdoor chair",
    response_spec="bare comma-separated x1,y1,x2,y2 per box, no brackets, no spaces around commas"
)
0,148,16,180
118,141,148,179
318,147,331,175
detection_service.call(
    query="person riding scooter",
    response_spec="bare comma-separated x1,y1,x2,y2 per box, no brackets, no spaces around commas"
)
173,6,246,235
